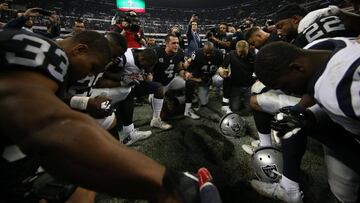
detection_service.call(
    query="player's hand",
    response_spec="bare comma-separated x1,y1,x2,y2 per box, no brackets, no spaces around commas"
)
217,67,229,78
87,96,113,119
162,169,200,203
190,14,198,22
184,72,193,80
24,7,42,18
271,106,308,139
145,73,153,81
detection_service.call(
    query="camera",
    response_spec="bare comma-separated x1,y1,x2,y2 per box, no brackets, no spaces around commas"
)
114,10,141,33
34,8,53,16
206,27,217,38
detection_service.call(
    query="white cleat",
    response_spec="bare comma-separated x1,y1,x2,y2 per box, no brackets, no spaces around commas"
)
184,109,200,120
250,180,303,203
221,105,232,114
150,117,172,130
251,140,261,148
122,129,152,146
241,144,256,155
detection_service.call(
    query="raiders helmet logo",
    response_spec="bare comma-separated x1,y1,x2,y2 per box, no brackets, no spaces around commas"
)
261,165,279,180
230,122,241,134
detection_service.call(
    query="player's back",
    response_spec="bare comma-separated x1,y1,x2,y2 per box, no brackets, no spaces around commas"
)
295,15,356,47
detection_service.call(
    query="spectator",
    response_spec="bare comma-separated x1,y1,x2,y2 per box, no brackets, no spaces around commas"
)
146,37,160,49
207,22,232,53
63,19,86,38
170,25,185,50
0,2,9,28
113,10,146,48
4,7,60,39
186,14,202,56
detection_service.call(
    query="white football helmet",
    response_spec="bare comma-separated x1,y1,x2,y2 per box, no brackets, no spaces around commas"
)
219,113,246,138
251,146,283,183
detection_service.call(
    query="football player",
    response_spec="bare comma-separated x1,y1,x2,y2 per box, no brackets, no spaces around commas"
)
152,34,190,118
183,41,224,119
252,38,360,203
0,29,201,203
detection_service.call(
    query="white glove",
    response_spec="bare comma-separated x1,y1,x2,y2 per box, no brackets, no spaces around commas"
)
298,5,340,33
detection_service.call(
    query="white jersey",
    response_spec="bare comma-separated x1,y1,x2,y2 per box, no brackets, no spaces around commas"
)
305,37,360,135
119,48,142,75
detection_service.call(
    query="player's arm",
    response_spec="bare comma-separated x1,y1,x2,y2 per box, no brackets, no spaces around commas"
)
209,36,231,48
217,53,230,78
0,72,171,201
337,10,360,34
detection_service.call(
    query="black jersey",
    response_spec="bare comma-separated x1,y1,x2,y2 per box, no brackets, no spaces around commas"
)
0,30,69,147
0,29,69,83
189,49,223,81
0,30,70,201
222,50,255,87
153,47,185,86
294,16,355,48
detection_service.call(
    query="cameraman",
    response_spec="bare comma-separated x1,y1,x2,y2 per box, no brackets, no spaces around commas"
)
113,10,146,48
207,22,231,54
4,7,60,39
170,25,185,50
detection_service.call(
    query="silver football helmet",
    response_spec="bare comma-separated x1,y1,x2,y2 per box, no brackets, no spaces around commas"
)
219,113,246,138
251,146,283,183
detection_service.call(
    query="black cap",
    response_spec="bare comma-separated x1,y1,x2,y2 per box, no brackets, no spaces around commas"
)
273,4,307,22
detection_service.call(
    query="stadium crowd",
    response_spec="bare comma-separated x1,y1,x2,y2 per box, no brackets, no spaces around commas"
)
1,0,360,203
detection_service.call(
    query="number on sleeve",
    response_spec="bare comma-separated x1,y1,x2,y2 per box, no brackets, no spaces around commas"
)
5,34,50,67
5,33,68,82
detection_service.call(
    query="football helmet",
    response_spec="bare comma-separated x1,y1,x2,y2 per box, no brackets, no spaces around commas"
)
219,113,246,138
251,146,283,183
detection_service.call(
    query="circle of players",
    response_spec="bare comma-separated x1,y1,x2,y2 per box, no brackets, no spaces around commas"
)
1,2,360,203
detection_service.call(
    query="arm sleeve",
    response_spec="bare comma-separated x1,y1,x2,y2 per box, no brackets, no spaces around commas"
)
186,21,194,40
4,16,27,29
221,53,231,68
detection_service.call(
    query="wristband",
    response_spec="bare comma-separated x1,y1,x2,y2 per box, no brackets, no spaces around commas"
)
70,96,89,110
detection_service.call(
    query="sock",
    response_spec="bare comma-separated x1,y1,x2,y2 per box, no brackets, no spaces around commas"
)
152,98,163,119
122,123,134,136
222,97,230,106
259,132,272,147
185,103,192,112
280,175,300,193
148,94,154,104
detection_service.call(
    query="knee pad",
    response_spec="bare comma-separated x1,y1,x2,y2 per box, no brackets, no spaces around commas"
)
197,86,209,105
96,113,116,130
256,90,301,114
211,74,223,89
166,76,186,92
90,87,132,104
251,81,266,94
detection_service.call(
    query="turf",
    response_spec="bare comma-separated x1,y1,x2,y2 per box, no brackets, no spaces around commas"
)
96,91,337,203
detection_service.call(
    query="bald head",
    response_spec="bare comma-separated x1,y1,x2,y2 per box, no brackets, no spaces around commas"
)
203,41,215,56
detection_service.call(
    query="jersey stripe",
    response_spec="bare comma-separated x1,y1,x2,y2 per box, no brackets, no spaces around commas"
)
336,58,360,119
